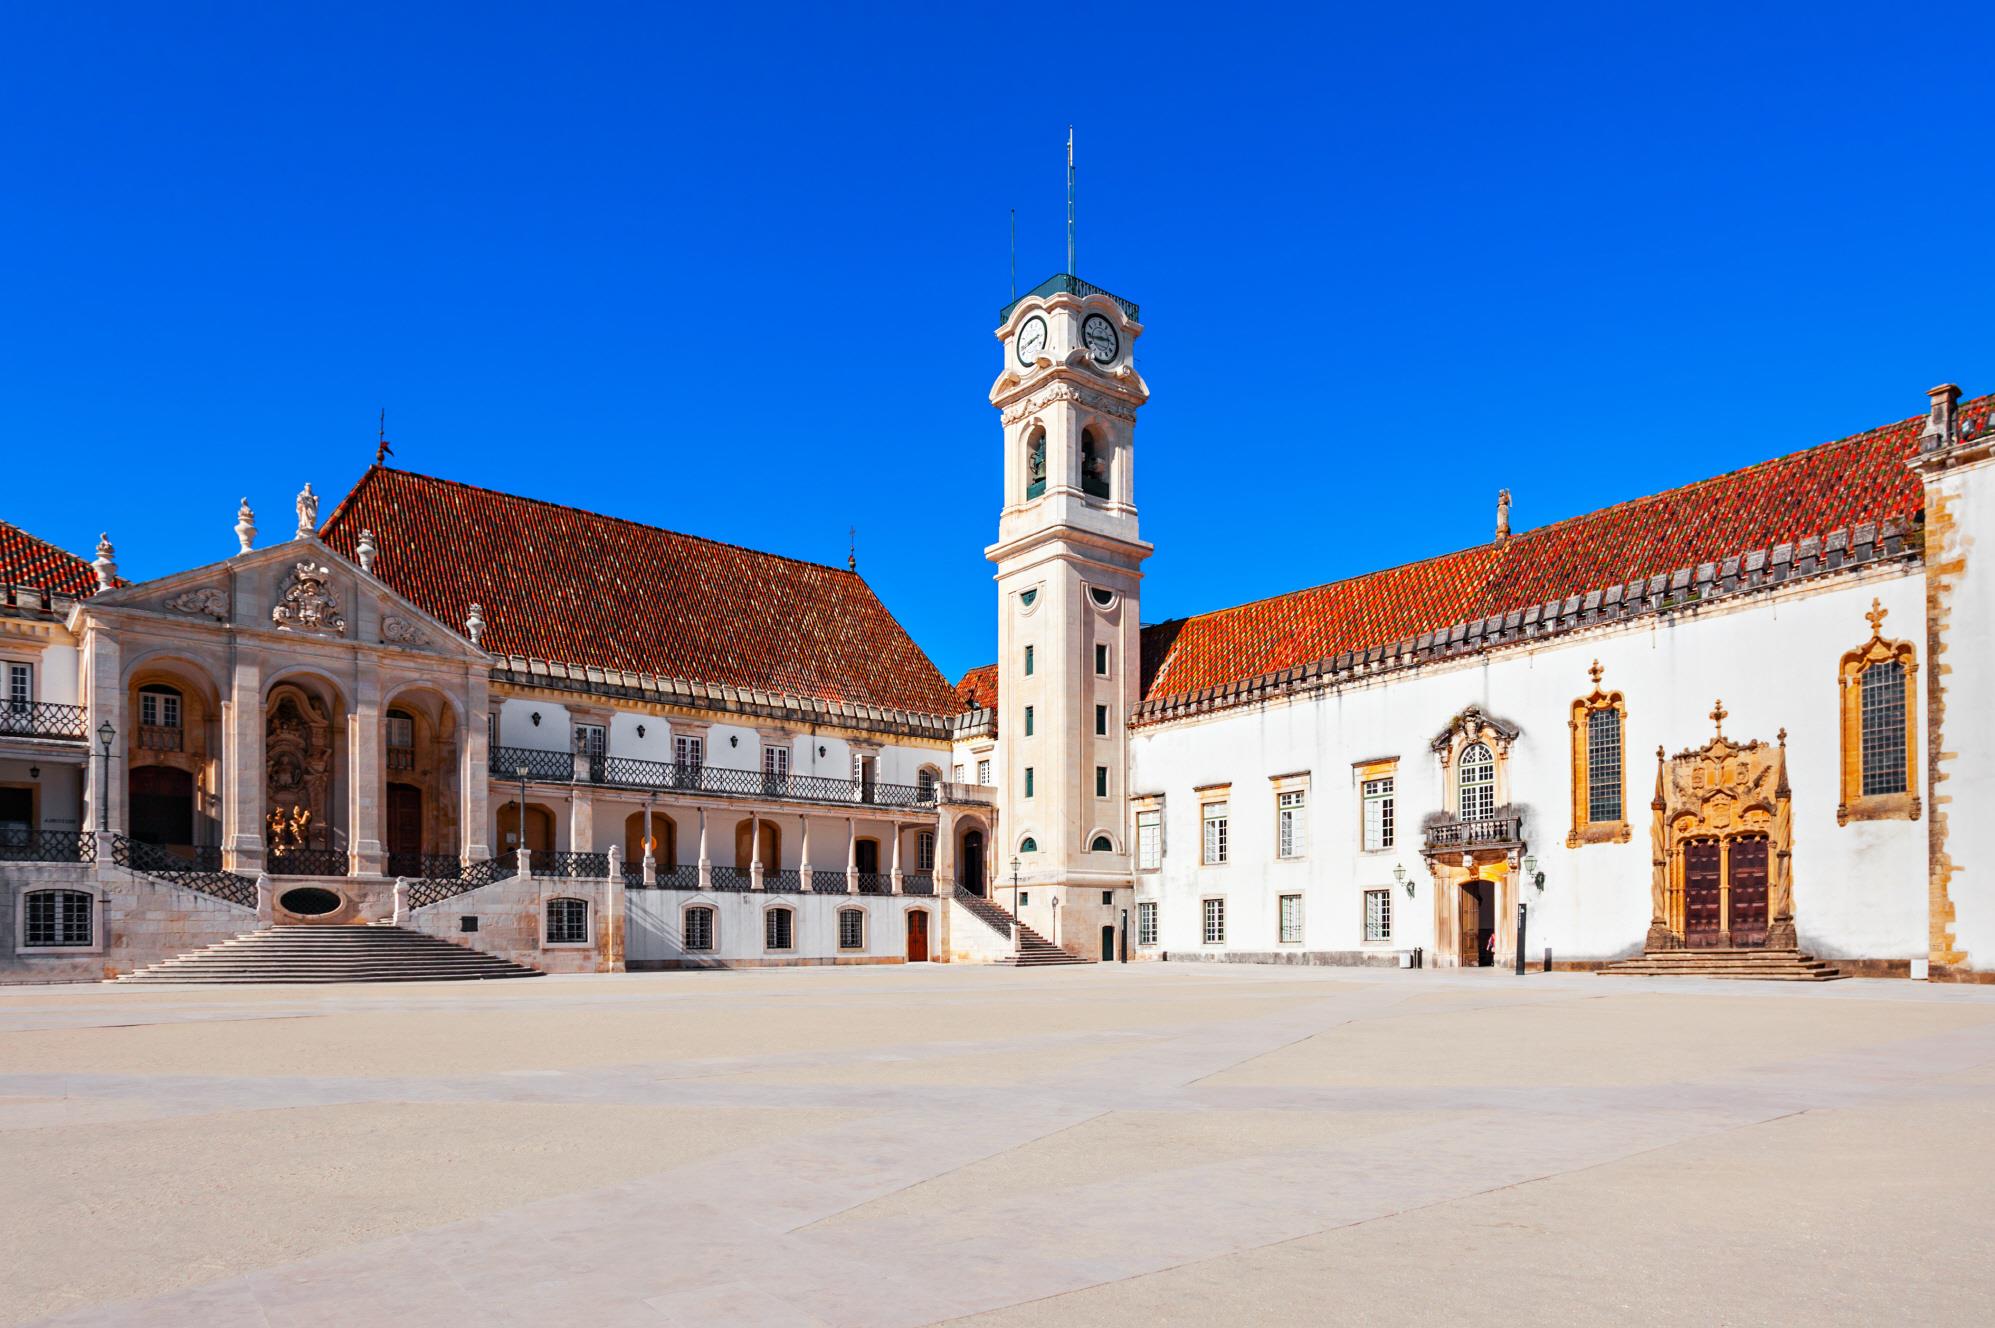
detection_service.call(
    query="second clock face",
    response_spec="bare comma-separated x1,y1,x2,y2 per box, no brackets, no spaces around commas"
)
1082,313,1119,364
1016,315,1049,366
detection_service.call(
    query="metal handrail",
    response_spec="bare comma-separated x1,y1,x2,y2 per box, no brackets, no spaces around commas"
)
408,857,518,908
269,847,350,877
0,700,88,741
111,835,255,909
0,828,96,863
490,745,940,810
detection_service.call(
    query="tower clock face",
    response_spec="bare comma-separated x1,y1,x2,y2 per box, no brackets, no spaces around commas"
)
1082,313,1119,364
1016,315,1049,366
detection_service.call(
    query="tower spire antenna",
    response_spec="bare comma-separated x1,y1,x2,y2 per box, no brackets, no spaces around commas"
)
1010,207,1016,300
1065,126,1076,277
375,408,394,466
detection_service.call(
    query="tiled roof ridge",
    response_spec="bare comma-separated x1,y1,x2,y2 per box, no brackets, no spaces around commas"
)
1149,397,1974,638
322,464,870,580
0,518,104,606
1132,512,1921,728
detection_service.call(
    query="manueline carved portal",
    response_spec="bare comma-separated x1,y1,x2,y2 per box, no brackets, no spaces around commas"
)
1648,702,1794,952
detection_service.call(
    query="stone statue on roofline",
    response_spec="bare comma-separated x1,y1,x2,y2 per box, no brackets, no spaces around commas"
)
295,483,318,540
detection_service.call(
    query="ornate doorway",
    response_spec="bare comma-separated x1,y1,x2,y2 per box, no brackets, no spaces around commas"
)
1648,703,1795,953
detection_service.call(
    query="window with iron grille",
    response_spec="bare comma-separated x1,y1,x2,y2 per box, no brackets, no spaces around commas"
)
1362,777,1395,851
1202,801,1229,864
683,905,715,952
1364,889,1392,942
838,908,864,950
1279,893,1302,944
1201,896,1225,944
545,897,589,945
765,906,794,950
24,890,92,947
916,767,937,799
1861,661,1908,795
1278,790,1306,859
917,830,936,870
1137,901,1158,945
1458,743,1495,820
1587,707,1623,822
1136,808,1162,869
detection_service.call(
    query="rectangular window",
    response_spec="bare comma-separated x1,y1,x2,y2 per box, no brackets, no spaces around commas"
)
952,763,964,783
1024,705,1035,737
1024,645,1035,676
1137,901,1158,946
385,713,415,749
546,898,590,945
1362,777,1396,851
1096,766,1108,798
1202,896,1226,944
838,909,865,950
674,735,704,769
1137,808,1162,869
573,723,606,756
1279,893,1302,944
762,744,790,777
684,907,714,951
1024,768,1035,798
1095,703,1108,735
765,908,794,950
1101,890,1114,905
1365,888,1392,942
1587,708,1623,822
139,689,180,729
917,830,936,871
1278,789,1307,859
1861,661,1908,796
1019,892,1029,907
1094,643,1109,676
976,758,992,786
1202,801,1229,865
24,891,92,947
6,662,30,708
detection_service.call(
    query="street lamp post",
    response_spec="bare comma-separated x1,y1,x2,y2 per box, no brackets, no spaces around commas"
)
1010,855,1021,919
516,764,530,868
96,720,116,833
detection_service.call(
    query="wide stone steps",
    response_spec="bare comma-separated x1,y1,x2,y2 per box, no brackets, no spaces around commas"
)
1596,948,1842,981
953,889,1092,966
117,925,544,984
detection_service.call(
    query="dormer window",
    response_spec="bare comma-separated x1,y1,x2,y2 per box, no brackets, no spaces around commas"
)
1025,427,1047,500
1081,427,1110,499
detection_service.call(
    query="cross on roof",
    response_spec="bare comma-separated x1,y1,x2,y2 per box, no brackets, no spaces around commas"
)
1710,698,1728,737
1588,659,1605,687
1866,597,1888,638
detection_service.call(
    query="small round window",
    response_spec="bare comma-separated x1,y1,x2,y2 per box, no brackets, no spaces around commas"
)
1089,587,1115,608
1020,589,1038,608
1090,835,1114,852
1019,837,1038,853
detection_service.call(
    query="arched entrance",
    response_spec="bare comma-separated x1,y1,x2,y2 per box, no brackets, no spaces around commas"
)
1649,710,1794,953
960,829,986,895
131,766,194,849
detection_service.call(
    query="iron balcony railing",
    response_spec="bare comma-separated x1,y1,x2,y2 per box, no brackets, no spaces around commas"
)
707,865,754,892
0,700,88,742
762,868,804,893
855,871,890,896
901,872,935,896
0,827,96,863
541,850,610,880
490,745,940,810
111,835,256,909
269,847,350,877
1423,814,1525,854
408,857,517,908
387,852,462,880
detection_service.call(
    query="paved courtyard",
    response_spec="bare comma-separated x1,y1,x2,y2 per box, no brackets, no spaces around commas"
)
2,963,1992,1327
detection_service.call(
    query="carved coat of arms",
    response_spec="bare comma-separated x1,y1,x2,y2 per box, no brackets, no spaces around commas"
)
271,562,346,635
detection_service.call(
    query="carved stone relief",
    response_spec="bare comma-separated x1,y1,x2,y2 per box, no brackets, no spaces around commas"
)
165,587,228,619
271,562,346,635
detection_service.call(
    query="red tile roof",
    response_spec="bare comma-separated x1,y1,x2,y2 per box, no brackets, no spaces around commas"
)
320,467,960,717
1140,396,1977,705
955,663,999,711
0,520,99,601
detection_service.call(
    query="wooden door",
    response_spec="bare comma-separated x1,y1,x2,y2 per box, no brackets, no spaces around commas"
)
130,766,194,848
1728,836,1770,948
961,831,985,895
385,784,422,877
1101,924,1115,962
855,838,880,875
1457,882,1482,967
905,909,929,962
1683,839,1723,947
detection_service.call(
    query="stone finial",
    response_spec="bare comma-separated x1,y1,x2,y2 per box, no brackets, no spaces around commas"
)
1922,383,1961,453
392,877,409,926
235,498,256,553
1710,698,1728,738
294,482,319,539
465,603,485,647
92,533,117,591
356,528,376,574
1495,488,1512,540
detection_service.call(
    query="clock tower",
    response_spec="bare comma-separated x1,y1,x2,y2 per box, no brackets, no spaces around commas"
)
986,275,1151,958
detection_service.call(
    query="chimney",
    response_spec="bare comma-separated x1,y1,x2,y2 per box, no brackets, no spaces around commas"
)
1495,488,1512,541
1922,383,1960,453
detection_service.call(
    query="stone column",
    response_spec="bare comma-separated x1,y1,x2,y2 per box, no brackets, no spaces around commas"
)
696,806,710,891
347,659,385,877
749,810,763,890
224,649,264,872
462,674,493,864
797,814,811,893
845,816,859,895
570,788,594,854
935,809,957,894
604,845,626,973
889,822,903,894
83,628,124,838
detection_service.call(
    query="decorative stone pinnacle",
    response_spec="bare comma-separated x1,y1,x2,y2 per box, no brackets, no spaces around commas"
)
1710,698,1728,737
356,528,376,574
465,603,485,647
1865,597,1888,638
92,533,117,590
295,482,318,540
235,498,256,553
1495,488,1512,541
1588,659,1605,687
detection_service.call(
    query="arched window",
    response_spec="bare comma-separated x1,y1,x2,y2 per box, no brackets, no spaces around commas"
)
765,906,795,951
1025,427,1048,500
916,767,939,802
1019,836,1038,853
1081,427,1110,499
24,889,92,947
1568,662,1629,846
1090,834,1114,853
138,684,183,750
1838,599,1920,824
838,907,865,951
545,896,590,945
683,904,715,953
1458,743,1495,820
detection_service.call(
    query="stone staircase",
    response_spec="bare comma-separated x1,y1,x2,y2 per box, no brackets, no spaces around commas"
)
117,925,545,984
952,889,1091,967
1597,947,1842,981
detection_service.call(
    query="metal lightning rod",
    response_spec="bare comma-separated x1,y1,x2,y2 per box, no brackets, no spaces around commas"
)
1065,126,1076,277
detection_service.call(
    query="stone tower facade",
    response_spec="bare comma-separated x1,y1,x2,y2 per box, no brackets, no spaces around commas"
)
986,276,1152,958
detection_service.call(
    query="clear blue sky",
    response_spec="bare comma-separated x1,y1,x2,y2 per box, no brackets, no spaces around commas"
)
5,3,1991,682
